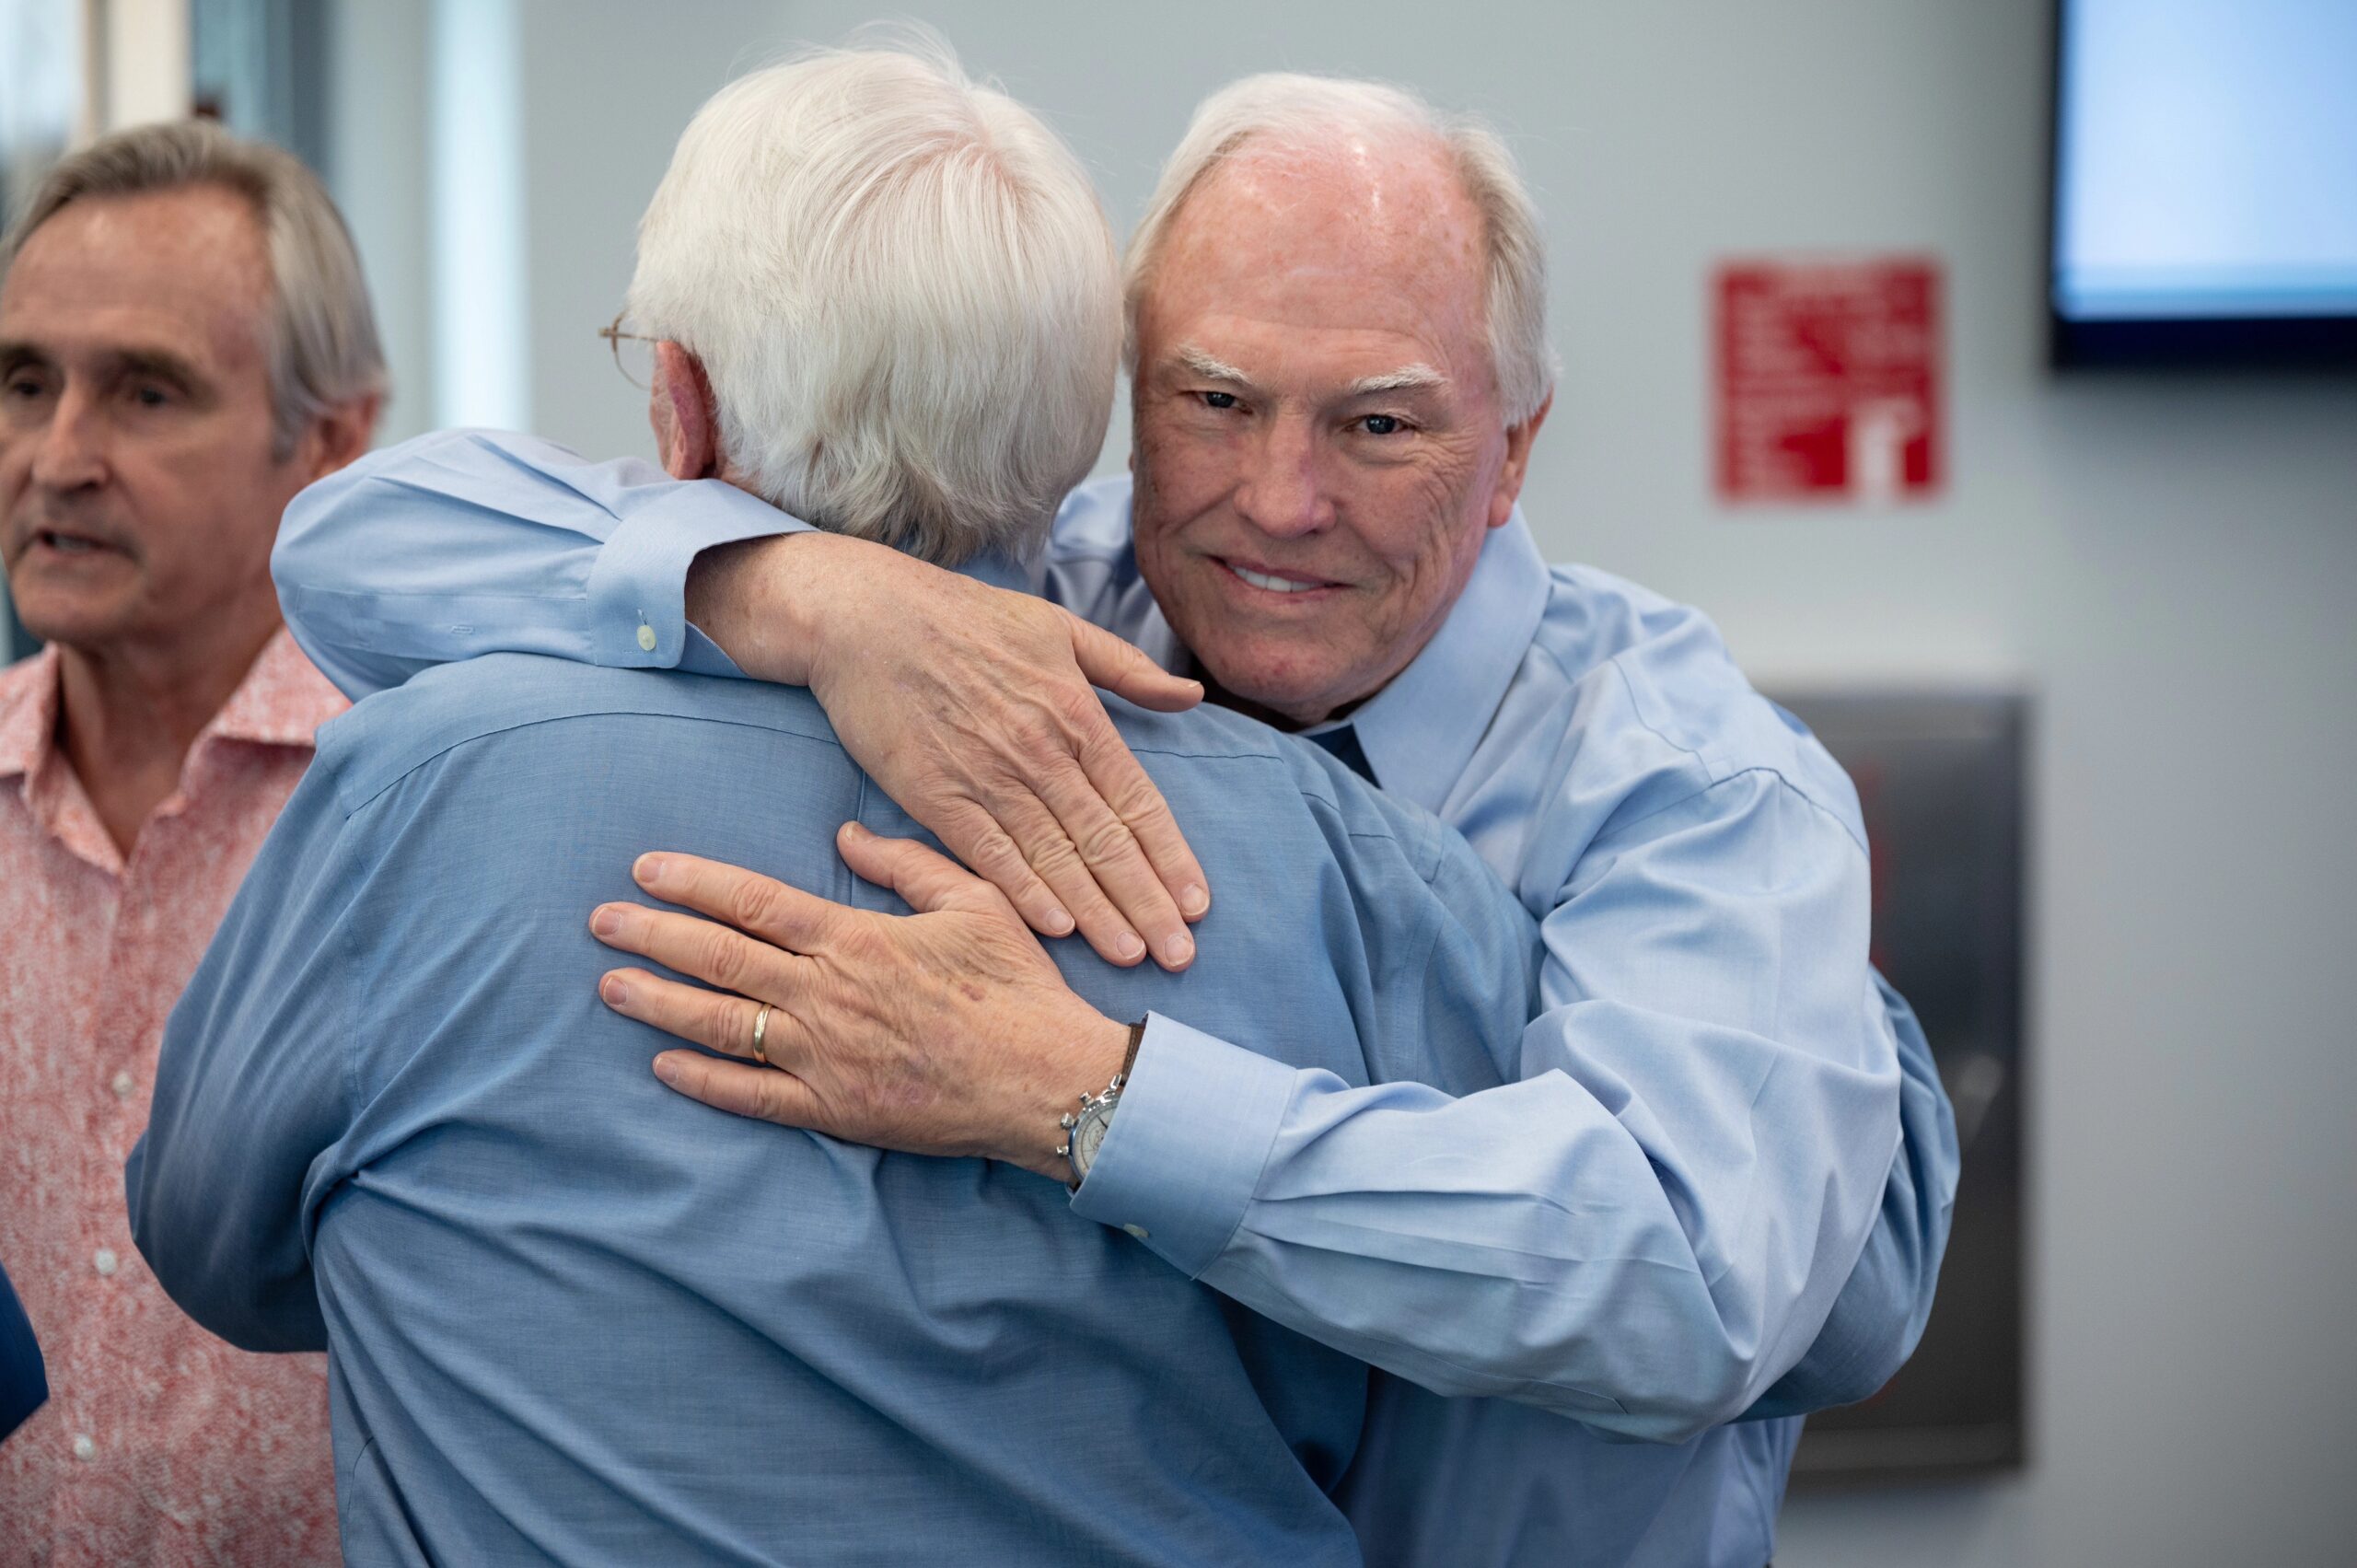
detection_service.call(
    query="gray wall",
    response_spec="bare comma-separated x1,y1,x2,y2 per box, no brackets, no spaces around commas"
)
329,3,2357,1562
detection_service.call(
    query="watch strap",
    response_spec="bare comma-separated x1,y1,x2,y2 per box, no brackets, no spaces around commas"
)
1059,1019,1145,1191
1120,1017,1147,1084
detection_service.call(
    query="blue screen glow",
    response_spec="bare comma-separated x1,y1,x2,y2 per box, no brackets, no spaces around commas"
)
2054,0,2357,321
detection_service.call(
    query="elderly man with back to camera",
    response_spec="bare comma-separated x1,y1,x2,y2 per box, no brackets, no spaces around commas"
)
130,43,1601,1564
261,65,1959,1568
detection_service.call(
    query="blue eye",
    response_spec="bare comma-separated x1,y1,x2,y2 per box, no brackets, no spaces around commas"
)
1362,414,1401,436
1202,390,1238,410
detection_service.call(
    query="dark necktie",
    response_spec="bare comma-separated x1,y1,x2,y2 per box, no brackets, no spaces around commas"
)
1306,725,1378,786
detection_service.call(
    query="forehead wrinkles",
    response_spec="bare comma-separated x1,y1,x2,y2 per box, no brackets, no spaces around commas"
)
1153,137,1489,362
3,188,273,370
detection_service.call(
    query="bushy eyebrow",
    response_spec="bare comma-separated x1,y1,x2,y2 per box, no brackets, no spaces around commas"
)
1346,364,1447,398
1165,344,1448,402
0,340,209,398
0,340,51,375
110,347,206,394
1168,344,1253,386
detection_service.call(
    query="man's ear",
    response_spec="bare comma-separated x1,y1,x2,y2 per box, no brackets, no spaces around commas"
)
649,342,722,481
1487,390,1553,529
291,392,384,485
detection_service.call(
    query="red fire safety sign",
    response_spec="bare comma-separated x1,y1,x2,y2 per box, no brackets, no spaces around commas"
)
1714,258,1942,505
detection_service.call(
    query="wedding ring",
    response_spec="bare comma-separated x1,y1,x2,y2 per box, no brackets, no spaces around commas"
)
751,1003,772,1066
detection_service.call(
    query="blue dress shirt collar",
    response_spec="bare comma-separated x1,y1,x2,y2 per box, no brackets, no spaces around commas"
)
957,547,1031,596
1317,512,1550,817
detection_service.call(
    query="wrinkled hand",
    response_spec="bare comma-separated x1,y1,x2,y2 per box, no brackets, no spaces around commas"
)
590,824,1131,1179
688,532,1210,970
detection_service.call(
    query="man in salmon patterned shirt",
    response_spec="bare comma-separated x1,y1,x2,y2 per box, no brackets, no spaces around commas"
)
0,122,381,1564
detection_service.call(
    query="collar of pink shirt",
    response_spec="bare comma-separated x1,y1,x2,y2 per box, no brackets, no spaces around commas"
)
0,626,347,874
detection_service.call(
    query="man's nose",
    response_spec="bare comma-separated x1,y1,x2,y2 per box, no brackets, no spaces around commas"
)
1233,413,1334,540
29,388,109,492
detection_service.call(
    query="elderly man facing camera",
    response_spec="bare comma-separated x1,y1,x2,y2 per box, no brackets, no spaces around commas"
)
270,65,1958,1568
0,123,380,1562
127,48,1577,1563
268,71,1960,1568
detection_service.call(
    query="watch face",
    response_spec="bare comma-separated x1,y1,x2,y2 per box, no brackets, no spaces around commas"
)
1073,1104,1112,1170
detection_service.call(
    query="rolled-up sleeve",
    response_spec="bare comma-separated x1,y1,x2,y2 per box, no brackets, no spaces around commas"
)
273,429,806,700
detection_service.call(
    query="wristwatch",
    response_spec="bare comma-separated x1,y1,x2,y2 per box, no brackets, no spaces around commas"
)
1059,1020,1147,1190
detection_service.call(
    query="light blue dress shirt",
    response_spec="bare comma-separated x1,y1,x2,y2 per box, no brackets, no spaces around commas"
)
267,433,1961,1568
126,590,1551,1563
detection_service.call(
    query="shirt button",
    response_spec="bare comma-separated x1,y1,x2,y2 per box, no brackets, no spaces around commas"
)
110,1070,134,1099
71,1434,95,1461
1122,1224,1150,1241
636,622,658,652
93,1248,119,1277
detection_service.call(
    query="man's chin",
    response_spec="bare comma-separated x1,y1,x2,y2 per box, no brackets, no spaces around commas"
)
1193,649,1362,731
1158,596,1374,726
6,585,142,653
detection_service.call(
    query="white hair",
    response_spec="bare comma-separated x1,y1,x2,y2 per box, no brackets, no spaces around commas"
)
1124,74,1557,425
627,41,1120,565
0,120,387,457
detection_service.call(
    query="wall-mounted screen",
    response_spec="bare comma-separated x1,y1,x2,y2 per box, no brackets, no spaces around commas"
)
2050,0,2357,367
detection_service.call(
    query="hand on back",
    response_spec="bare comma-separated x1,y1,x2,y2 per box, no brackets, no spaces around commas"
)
687,531,1210,970
591,827,1130,1177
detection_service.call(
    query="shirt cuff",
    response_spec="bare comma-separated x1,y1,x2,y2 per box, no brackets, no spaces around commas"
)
1068,1013,1296,1279
586,480,811,669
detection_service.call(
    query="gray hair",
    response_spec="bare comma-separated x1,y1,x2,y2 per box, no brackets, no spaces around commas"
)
1124,74,1557,425
627,40,1120,565
0,119,387,457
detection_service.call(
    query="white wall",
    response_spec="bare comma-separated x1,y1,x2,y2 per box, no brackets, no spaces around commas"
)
89,0,192,133
324,0,431,443
336,2,2357,1562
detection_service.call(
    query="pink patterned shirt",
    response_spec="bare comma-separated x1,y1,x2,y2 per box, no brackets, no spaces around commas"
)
0,629,345,1566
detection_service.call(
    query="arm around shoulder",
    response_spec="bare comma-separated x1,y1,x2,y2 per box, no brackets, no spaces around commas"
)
272,429,806,700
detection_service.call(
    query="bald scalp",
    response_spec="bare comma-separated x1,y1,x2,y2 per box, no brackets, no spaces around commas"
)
1138,139,1497,401
1184,131,1485,276
1122,73,1556,424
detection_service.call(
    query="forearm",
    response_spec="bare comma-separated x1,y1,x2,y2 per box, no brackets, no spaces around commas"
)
681,533,833,687
1073,1016,1844,1443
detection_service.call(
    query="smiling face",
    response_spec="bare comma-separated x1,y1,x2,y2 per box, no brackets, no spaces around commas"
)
0,185,305,656
1129,136,1545,727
